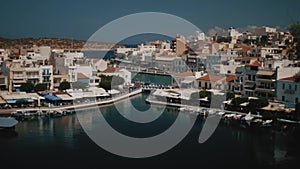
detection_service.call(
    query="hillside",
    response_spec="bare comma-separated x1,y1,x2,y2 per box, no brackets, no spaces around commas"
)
0,37,123,50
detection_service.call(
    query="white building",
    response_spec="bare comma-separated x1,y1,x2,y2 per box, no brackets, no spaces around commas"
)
260,47,282,59
277,75,300,104
154,56,187,73
40,65,53,90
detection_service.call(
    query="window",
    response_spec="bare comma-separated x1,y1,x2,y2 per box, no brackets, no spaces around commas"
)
282,96,285,101
289,84,292,90
295,85,298,91
282,83,285,90
296,97,299,103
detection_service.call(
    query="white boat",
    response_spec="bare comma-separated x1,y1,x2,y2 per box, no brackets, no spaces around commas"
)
244,112,254,121
262,119,273,126
217,111,225,116
0,117,19,129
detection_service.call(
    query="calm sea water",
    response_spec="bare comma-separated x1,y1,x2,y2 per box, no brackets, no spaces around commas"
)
0,93,299,169
83,50,115,59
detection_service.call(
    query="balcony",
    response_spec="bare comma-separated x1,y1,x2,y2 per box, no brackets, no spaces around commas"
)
27,75,40,79
244,79,255,83
13,76,25,80
42,72,52,76
284,89,295,94
256,86,275,93
256,77,275,82
12,80,26,83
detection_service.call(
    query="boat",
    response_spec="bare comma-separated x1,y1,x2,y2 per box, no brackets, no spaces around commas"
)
244,112,254,121
0,117,19,129
233,114,242,120
262,119,273,127
217,111,225,116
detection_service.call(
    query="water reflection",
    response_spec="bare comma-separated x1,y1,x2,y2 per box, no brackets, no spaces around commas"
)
0,93,299,169
0,129,18,139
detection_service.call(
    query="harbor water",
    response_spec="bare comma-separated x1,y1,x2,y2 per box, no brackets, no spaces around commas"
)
0,93,299,169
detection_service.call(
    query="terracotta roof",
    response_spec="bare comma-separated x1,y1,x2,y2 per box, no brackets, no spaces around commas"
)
279,75,300,82
103,67,121,73
77,73,89,79
242,46,251,51
226,75,236,82
173,71,195,77
246,60,261,67
196,75,225,82
189,52,198,55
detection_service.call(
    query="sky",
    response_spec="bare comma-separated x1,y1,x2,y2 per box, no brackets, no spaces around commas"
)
0,0,300,41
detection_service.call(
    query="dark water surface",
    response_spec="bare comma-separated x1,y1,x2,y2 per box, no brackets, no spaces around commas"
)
0,94,299,169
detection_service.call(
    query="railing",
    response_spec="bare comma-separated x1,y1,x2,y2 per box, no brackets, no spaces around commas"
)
27,75,40,79
13,76,24,79
42,73,52,76
256,86,275,92
256,77,275,82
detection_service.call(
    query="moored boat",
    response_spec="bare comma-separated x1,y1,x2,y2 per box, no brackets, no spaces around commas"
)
0,117,19,129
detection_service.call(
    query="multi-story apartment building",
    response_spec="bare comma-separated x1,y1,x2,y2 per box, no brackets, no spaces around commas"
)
255,69,276,99
41,65,53,90
1,60,53,92
154,56,187,74
277,75,300,105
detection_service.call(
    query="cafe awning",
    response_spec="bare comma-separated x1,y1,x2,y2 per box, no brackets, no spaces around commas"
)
55,94,74,101
257,70,275,76
43,94,62,101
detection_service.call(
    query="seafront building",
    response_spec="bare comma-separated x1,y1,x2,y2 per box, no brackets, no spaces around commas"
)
0,25,300,112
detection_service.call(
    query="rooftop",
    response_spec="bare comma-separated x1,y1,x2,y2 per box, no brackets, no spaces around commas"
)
77,73,89,79
103,67,121,73
172,71,195,77
279,75,300,82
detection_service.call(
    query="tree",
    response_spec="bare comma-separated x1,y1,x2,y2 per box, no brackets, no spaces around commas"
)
231,97,248,106
199,90,212,100
58,81,71,91
249,98,269,113
99,75,125,91
34,83,47,92
111,75,125,86
20,81,34,93
216,36,231,43
72,81,88,90
226,92,235,101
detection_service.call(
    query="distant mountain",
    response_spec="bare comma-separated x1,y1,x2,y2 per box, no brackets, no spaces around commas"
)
0,37,124,50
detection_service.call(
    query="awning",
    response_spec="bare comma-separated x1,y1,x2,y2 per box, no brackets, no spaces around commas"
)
16,99,29,103
55,94,74,101
6,100,16,104
43,94,62,101
257,70,274,76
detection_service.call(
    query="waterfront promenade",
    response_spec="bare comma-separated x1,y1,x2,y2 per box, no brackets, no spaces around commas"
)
0,88,142,115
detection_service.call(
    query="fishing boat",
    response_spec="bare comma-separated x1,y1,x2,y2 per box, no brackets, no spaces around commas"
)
0,117,19,129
